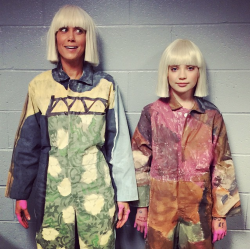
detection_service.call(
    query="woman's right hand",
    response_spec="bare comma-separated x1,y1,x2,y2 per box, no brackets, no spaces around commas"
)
15,200,30,229
134,207,148,238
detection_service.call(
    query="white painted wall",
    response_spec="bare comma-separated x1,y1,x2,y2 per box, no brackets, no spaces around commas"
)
0,0,249,248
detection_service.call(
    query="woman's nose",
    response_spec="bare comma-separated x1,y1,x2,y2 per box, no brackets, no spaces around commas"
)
67,29,75,41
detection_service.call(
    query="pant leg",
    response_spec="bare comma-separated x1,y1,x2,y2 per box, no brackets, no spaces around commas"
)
178,219,214,249
147,179,178,249
36,202,76,249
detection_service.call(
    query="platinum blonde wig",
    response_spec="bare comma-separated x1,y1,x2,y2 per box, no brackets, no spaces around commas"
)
156,39,208,97
47,5,99,66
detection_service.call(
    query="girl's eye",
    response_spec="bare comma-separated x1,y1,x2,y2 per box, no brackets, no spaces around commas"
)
187,66,195,71
170,66,178,72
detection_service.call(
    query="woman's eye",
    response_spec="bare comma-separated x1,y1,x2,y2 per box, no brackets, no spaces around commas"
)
59,27,67,32
75,28,85,34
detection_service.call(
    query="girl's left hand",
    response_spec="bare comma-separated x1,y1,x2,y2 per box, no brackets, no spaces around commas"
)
212,217,227,243
116,202,130,228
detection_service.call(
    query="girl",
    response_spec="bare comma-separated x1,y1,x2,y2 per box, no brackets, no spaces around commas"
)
132,39,240,249
5,5,138,249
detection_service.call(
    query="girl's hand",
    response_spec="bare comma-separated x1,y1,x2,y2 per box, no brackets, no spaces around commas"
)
15,200,30,229
212,217,227,243
116,202,130,228
134,207,148,238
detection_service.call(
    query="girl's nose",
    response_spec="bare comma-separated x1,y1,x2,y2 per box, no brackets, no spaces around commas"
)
179,68,187,79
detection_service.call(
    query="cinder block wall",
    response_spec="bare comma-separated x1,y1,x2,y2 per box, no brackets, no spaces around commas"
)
0,0,249,248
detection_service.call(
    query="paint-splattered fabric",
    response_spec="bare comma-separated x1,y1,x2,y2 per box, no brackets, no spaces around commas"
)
5,62,138,249
132,97,240,249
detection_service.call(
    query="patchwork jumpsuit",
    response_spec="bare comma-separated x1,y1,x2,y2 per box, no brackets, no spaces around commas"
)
6,62,138,249
132,97,240,249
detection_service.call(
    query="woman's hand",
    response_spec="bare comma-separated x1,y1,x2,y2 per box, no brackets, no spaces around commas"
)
116,202,130,228
15,200,30,229
134,207,148,238
212,217,227,243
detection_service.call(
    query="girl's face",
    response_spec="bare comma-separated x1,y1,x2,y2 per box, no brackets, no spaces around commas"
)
56,26,86,65
168,64,199,97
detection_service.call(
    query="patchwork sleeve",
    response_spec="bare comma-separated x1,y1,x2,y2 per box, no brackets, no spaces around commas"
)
104,82,138,202
131,106,152,207
211,113,241,217
5,83,41,200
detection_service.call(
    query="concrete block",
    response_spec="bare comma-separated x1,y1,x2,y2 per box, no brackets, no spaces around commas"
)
106,71,129,111
227,194,247,230
0,187,14,221
208,71,250,113
127,72,158,112
126,113,140,136
0,71,39,111
233,156,250,194
223,114,250,155
130,0,220,25
246,194,250,229
7,112,21,149
0,0,43,25
0,150,12,186
0,222,36,249
98,26,172,71
172,24,250,70
0,112,9,149
43,0,130,26
2,27,53,70
130,0,250,25
0,28,4,68
214,230,250,249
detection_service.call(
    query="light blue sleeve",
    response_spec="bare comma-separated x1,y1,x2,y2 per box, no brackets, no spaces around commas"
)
110,86,138,201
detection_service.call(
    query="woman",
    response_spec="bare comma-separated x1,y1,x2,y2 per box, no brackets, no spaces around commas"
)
5,5,138,249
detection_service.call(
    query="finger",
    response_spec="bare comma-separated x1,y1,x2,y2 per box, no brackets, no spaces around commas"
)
140,225,144,233
212,232,218,243
23,209,31,221
16,214,28,229
117,204,124,221
117,210,130,228
144,224,148,239
134,221,137,228
217,233,222,241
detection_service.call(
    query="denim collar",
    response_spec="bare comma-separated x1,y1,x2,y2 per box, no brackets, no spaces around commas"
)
52,61,94,86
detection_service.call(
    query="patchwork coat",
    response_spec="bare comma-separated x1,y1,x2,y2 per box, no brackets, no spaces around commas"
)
132,96,240,248
5,62,138,248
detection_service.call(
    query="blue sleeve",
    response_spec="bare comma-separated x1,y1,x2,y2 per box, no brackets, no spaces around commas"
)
105,85,138,202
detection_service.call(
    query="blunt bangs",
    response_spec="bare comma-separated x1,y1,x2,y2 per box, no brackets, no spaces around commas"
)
52,6,88,34
167,45,202,68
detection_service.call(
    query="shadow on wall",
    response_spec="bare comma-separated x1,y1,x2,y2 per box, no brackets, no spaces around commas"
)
0,235,21,249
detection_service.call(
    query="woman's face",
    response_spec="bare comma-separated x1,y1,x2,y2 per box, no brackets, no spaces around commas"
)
56,26,86,65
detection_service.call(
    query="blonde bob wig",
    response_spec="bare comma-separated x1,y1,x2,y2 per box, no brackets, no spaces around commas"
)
156,39,208,97
47,5,99,66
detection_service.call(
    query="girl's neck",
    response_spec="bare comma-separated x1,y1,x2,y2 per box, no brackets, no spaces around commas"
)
60,59,83,80
170,89,195,110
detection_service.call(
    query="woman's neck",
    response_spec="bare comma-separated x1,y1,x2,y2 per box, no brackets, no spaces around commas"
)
60,59,83,80
170,89,195,109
